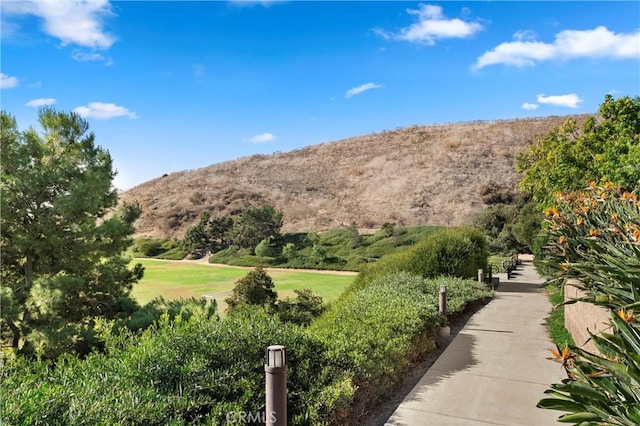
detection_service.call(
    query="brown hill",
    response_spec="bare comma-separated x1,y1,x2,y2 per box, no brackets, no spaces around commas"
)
119,115,588,239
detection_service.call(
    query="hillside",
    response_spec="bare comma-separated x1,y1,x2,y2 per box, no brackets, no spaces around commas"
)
119,115,589,239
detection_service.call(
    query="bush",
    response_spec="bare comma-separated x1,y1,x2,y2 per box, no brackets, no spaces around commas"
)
277,289,325,327
311,273,441,390
348,226,489,293
310,271,492,417
225,266,278,311
132,238,186,259
1,310,353,425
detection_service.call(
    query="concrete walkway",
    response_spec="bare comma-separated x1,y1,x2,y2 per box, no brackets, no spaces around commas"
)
385,259,566,425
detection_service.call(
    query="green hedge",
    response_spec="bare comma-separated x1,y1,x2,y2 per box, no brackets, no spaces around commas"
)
348,226,489,293
1,310,352,426
310,272,493,414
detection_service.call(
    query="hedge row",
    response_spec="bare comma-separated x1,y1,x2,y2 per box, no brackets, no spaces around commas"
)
348,226,489,293
1,272,492,425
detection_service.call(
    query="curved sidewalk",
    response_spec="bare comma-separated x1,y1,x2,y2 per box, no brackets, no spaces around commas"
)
385,259,566,425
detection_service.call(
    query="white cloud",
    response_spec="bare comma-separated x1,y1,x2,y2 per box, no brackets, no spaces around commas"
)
72,49,112,64
537,94,583,109
474,26,640,69
26,98,56,107
375,4,483,45
73,102,138,119
247,133,276,143
522,102,539,110
0,72,19,89
513,30,537,42
345,83,382,98
1,0,116,49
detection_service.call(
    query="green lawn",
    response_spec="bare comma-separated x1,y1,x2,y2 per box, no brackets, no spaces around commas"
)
131,259,355,308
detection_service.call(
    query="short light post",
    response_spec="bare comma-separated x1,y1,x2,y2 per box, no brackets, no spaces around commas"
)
265,345,287,426
439,285,450,337
477,268,484,283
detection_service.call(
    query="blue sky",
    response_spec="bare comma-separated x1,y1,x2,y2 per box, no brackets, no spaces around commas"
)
2,1,639,190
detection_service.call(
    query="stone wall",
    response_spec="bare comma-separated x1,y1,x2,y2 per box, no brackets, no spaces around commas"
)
564,280,611,355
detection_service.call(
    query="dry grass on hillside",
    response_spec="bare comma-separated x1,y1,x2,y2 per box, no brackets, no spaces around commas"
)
119,115,590,239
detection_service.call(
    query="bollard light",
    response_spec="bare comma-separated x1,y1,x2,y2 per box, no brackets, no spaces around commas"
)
266,345,287,368
265,345,287,426
439,286,450,338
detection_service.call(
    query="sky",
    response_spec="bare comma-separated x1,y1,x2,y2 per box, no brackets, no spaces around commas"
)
1,1,639,190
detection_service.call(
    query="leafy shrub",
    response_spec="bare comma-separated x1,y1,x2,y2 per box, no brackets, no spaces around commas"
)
348,226,488,293
132,238,185,259
310,271,492,416
225,266,278,311
1,310,353,425
154,246,187,260
122,296,218,332
277,289,326,326
311,273,441,390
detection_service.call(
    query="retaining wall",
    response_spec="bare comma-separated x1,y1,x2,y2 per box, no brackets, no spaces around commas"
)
564,279,611,355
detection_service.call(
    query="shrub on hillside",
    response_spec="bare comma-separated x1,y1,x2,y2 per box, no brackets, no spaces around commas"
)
348,226,488,293
132,237,186,259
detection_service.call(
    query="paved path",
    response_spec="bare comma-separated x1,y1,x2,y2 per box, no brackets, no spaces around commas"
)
385,259,566,426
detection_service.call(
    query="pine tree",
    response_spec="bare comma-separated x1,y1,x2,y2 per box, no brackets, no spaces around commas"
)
1,108,143,358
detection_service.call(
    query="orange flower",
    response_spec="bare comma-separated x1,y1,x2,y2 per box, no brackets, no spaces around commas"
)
617,309,635,323
622,192,638,204
547,344,575,378
576,217,585,226
548,345,573,363
610,213,619,224
559,236,567,245
545,206,560,217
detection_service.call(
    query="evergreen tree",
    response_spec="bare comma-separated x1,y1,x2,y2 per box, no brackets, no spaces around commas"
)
0,108,143,358
225,266,277,311
229,205,283,249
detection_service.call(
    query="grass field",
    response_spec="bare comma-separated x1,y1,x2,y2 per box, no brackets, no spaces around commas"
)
131,259,356,309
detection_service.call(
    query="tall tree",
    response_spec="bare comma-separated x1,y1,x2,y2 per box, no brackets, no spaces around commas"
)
0,108,143,358
229,205,283,249
516,95,640,208
182,211,211,254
